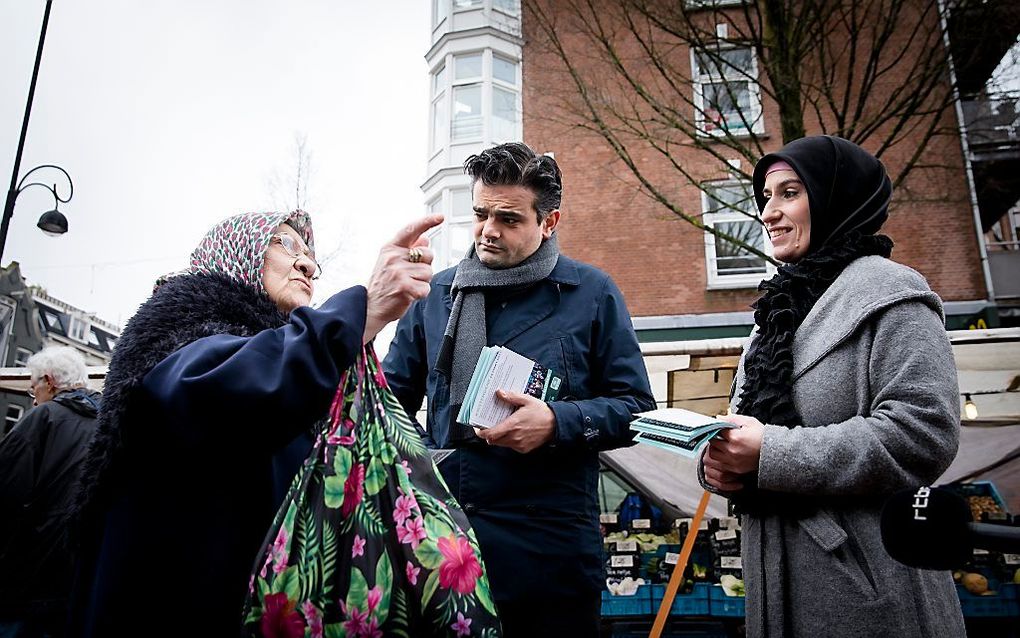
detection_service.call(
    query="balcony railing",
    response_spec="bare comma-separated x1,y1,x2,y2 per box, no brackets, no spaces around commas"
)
963,93,1020,159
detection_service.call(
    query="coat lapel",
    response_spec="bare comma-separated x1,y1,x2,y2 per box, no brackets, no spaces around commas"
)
791,257,942,381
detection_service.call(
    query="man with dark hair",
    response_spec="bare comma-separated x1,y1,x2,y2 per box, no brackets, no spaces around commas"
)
384,142,654,636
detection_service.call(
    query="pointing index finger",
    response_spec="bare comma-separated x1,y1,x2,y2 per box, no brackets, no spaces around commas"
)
392,214,444,248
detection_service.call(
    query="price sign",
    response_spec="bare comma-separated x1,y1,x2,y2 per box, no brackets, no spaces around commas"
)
600,513,618,524
615,540,638,553
611,555,635,568
715,529,738,541
721,556,742,569
664,552,680,565
632,519,651,530
1004,554,1020,566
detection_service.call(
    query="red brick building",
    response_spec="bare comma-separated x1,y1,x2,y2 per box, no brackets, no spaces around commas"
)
424,0,1019,341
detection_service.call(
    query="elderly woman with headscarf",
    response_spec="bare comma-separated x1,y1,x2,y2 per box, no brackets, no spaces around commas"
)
68,210,441,637
699,136,965,637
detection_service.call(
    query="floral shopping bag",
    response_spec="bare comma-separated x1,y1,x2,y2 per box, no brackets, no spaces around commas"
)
243,346,501,638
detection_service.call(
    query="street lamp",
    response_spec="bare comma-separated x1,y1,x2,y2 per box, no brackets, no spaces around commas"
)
1,0,71,262
8,164,74,238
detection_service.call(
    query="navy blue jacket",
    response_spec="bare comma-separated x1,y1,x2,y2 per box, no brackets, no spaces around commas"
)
71,277,365,638
383,255,654,602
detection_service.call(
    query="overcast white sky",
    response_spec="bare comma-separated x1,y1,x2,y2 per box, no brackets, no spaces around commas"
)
1,1,430,330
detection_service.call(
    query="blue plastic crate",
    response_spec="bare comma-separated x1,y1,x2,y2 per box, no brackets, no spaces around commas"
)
608,622,726,638
602,585,652,616
944,481,1009,515
650,583,711,616
709,583,746,617
957,583,1020,617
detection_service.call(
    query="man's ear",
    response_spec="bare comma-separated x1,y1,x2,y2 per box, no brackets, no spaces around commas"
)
541,210,560,239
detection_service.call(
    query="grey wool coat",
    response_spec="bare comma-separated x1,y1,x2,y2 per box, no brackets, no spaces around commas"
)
703,256,966,638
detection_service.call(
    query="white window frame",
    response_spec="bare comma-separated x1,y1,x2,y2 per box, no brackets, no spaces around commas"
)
5,404,24,432
14,347,32,367
701,180,775,289
492,0,521,17
691,45,764,138
452,0,483,12
685,0,747,8
432,0,450,29
430,63,448,156
490,53,521,144
69,316,88,342
451,51,485,143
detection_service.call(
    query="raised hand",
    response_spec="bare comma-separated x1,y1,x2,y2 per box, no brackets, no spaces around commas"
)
363,214,443,344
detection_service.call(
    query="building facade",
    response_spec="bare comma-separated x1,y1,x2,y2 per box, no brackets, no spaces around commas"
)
0,262,119,436
425,0,1019,340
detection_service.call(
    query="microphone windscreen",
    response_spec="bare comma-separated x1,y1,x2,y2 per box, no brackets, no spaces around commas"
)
880,486,972,570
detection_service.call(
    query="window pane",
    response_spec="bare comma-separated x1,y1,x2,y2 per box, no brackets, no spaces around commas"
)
449,223,474,263
703,81,752,132
695,48,753,78
493,55,518,86
494,0,521,15
432,65,446,96
452,84,482,141
455,53,482,80
452,189,473,219
492,86,519,142
719,49,753,74
431,95,447,151
705,182,754,217
454,0,482,9
433,0,449,26
714,220,767,275
428,197,443,218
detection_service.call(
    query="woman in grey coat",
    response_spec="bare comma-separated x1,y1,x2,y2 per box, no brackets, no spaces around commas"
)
700,136,966,637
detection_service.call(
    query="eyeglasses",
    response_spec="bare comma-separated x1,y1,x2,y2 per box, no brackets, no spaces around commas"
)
271,234,322,280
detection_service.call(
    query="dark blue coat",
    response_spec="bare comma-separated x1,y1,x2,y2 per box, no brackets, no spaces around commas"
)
70,274,365,638
383,255,654,602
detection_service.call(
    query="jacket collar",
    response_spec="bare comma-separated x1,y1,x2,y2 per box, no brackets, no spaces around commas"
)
791,256,943,380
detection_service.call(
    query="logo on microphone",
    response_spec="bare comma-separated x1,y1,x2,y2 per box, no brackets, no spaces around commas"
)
912,486,931,521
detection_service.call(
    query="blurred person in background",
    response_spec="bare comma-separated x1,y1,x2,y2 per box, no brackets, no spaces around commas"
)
0,346,100,638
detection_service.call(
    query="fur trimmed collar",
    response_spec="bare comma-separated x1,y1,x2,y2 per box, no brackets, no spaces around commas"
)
73,272,288,536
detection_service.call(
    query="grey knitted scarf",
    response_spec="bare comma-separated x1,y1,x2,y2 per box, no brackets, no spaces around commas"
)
434,234,560,438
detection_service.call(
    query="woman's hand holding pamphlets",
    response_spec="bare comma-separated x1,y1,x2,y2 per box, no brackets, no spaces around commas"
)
629,408,738,458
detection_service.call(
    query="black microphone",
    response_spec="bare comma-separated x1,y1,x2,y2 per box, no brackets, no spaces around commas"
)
880,486,1020,570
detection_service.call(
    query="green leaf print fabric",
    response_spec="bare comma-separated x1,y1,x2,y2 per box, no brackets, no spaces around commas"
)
243,346,501,638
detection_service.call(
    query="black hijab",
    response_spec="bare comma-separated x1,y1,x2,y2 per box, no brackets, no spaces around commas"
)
736,136,895,427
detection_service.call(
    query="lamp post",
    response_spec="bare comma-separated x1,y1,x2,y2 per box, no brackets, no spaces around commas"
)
11,164,74,236
1,0,72,262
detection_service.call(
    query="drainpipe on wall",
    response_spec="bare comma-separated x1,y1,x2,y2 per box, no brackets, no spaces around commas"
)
937,0,996,302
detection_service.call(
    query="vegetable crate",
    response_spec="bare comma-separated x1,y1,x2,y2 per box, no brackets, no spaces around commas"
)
609,621,726,638
650,583,711,616
957,583,1020,618
944,481,1010,518
709,584,746,617
602,585,652,616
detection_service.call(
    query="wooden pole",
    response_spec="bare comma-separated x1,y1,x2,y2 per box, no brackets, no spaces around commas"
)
649,490,712,638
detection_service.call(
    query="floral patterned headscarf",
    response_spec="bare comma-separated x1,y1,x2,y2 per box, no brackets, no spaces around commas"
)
188,210,315,294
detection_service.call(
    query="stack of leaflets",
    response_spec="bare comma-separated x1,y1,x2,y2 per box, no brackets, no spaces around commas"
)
629,408,738,458
456,346,562,429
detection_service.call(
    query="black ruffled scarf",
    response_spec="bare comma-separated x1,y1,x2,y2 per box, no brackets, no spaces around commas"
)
736,231,894,426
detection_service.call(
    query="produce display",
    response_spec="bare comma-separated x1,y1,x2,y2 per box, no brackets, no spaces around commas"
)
600,483,1017,621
